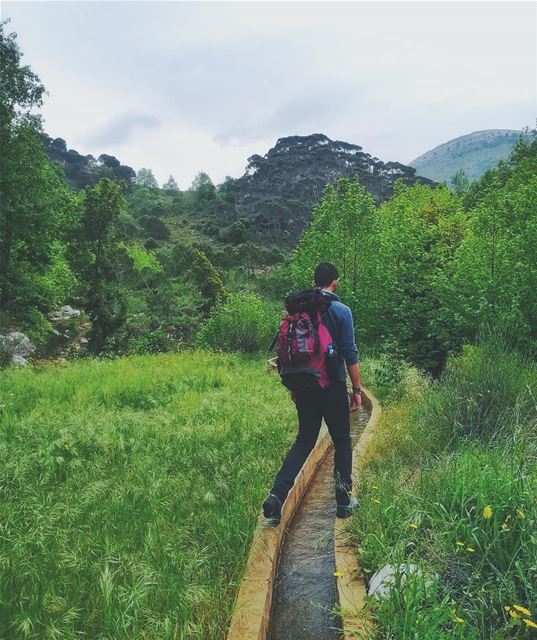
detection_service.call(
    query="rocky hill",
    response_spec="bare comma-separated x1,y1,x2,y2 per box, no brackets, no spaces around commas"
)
410,129,527,183
228,133,435,239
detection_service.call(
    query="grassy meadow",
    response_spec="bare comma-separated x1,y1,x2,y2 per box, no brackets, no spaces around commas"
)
351,338,537,639
0,351,296,639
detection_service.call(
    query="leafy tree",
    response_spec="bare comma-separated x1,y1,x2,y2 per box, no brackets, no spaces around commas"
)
189,248,225,311
98,154,120,168
377,182,465,370
0,21,78,329
219,218,252,244
191,171,216,208
135,167,158,189
218,176,239,204
139,215,170,240
72,178,128,353
449,135,537,346
450,167,470,194
163,174,179,192
291,177,383,347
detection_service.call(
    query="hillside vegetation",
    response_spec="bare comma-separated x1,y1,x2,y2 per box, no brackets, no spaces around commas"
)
351,333,537,639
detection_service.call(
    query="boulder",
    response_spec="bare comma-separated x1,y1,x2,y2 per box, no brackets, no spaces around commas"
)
48,305,81,322
0,332,35,366
368,563,433,598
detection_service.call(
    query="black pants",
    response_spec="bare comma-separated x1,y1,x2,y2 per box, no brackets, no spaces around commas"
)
271,382,352,506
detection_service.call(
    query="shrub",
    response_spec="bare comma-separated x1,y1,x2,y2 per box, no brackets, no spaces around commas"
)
196,292,281,353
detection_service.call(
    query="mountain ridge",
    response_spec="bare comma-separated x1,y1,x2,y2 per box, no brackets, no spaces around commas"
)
409,129,527,182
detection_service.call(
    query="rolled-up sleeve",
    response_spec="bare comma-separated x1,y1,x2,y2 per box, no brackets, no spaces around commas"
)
339,306,359,365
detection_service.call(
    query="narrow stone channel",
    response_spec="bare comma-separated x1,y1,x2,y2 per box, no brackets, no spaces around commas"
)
269,406,370,640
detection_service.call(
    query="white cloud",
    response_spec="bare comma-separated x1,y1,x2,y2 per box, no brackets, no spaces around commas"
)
3,1,535,186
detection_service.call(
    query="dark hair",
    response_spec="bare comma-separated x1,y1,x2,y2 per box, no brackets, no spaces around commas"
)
313,262,339,288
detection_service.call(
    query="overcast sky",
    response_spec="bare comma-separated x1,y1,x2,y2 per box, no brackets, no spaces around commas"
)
3,1,536,188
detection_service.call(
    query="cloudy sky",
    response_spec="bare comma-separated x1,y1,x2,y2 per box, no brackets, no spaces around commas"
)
3,1,536,188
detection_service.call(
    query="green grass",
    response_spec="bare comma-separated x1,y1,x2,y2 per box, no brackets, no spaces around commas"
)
351,342,537,639
0,351,296,639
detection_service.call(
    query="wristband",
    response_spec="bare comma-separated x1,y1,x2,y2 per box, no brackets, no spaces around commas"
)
352,387,362,394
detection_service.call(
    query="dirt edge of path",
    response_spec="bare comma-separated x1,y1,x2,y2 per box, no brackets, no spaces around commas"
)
334,389,382,639
226,418,333,640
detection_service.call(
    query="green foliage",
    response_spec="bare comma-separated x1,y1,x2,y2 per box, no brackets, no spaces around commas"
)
450,167,470,195
118,241,163,276
134,167,158,189
71,178,129,353
376,182,466,371
350,337,537,639
196,291,281,353
0,351,296,639
189,248,226,311
0,22,79,330
291,177,383,346
191,171,216,209
218,218,252,244
291,136,537,372
449,135,537,347
162,174,179,192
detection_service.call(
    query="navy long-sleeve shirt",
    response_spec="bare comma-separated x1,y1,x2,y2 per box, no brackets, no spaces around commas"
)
321,290,359,382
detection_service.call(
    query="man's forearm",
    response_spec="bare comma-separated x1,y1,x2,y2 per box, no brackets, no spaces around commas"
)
347,362,362,390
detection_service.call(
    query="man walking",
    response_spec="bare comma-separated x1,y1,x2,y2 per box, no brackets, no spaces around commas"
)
263,262,362,524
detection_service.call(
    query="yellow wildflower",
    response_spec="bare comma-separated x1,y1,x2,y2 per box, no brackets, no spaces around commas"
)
466,546,475,553
482,506,493,519
516,509,525,519
333,571,342,577
523,619,537,629
409,523,418,529
456,541,465,547
513,604,531,617
501,522,510,531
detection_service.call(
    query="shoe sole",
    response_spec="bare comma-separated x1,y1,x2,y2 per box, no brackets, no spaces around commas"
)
336,505,353,518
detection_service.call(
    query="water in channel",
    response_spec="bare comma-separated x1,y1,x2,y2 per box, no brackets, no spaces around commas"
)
269,406,370,640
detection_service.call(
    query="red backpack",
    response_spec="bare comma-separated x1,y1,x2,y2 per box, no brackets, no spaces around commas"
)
271,288,334,392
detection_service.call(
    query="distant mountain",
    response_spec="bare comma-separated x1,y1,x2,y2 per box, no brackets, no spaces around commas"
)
410,129,527,183
228,133,435,240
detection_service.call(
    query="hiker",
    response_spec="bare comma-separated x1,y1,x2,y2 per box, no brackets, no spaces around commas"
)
263,262,362,525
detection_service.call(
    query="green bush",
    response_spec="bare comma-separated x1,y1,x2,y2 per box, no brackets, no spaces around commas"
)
350,335,537,639
196,292,281,353
127,328,176,355
421,339,536,444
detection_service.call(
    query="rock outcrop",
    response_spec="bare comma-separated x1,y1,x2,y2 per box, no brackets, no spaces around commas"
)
0,332,35,366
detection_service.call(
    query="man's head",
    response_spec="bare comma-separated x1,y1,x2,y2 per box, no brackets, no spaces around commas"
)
313,262,339,291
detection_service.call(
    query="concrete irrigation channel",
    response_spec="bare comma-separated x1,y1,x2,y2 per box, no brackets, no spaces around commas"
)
226,386,381,640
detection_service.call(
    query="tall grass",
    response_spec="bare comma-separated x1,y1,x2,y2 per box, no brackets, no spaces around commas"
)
0,351,295,639
351,340,537,639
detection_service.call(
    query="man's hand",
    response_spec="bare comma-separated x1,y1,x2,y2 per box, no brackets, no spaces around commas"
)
349,390,362,412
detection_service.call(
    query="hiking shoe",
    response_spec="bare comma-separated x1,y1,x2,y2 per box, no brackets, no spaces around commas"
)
263,493,282,525
336,496,360,519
